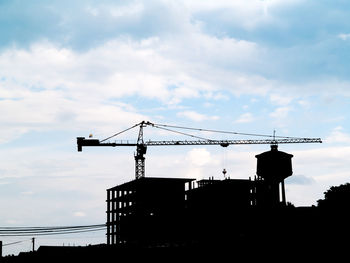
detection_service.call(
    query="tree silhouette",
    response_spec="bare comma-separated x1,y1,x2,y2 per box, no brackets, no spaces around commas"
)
317,183,350,209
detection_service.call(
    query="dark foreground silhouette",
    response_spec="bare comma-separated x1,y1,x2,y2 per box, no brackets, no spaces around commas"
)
3,184,350,262
3,147,349,261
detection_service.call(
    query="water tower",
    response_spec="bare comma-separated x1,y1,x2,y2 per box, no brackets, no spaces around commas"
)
255,145,293,207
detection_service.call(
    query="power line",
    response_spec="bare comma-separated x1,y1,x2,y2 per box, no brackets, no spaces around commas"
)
0,224,105,231
0,227,106,234
2,240,31,247
0,228,106,237
0,224,106,237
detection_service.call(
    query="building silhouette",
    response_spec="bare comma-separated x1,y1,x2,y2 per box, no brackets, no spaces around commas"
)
4,145,350,261
255,144,293,207
106,177,194,245
106,145,295,247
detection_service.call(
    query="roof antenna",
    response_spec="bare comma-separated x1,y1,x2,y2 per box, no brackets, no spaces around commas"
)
271,129,278,151
222,168,227,179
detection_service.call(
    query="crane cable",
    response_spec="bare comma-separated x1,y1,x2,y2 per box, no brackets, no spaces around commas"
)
100,124,139,143
97,121,312,144
152,123,309,140
152,124,212,141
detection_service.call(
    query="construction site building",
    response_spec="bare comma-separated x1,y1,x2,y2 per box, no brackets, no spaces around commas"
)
106,145,294,246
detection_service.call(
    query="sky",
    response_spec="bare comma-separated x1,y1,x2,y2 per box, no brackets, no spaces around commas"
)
1,0,350,255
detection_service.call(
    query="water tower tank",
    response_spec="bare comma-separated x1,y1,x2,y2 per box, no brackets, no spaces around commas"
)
255,145,293,182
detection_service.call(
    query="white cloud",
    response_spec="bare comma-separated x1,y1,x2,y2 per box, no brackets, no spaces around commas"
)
269,106,292,119
177,110,219,122
338,33,350,41
0,35,266,144
325,127,350,144
73,211,87,217
0,89,146,143
269,94,294,105
20,191,34,195
235,112,254,123
298,99,310,108
286,174,315,185
184,0,303,29
2,30,348,146
109,2,144,18
289,145,350,204
186,148,212,166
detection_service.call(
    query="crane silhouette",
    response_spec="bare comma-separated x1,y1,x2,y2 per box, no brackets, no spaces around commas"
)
77,121,322,179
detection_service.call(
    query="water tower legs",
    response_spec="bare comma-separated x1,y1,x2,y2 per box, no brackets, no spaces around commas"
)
281,181,286,206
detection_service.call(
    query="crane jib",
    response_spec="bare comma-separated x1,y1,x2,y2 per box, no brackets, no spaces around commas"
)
77,137,322,151
144,138,322,146
77,129,321,180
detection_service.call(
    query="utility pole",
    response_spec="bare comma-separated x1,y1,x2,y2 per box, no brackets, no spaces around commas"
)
32,238,35,252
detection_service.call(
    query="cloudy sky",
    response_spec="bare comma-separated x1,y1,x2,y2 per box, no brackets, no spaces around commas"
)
1,0,350,254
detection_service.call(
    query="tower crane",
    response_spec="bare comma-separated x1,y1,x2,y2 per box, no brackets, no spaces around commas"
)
77,121,322,179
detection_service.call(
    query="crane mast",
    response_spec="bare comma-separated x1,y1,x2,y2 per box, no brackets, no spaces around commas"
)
77,121,322,179
135,121,147,179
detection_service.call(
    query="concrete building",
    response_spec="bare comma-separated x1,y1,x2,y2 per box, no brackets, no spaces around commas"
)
106,145,294,246
106,177,194,245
